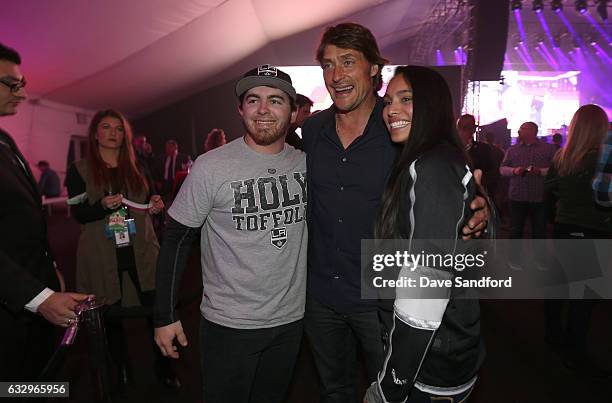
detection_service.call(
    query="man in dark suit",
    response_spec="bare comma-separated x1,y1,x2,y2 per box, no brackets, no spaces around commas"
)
36,160,61,198
156,139,191,199
457,114,502,198
0,42,90,381
285,94,313,151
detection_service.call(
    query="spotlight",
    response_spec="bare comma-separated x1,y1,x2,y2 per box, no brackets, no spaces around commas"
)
552,0,563,12
575,0,587,14
533,0,544,12
597,0,609,20
512,0,523,11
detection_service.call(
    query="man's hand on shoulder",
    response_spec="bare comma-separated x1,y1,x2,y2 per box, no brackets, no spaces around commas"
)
462,169,490,239
155,320,189,359
38,292,92,327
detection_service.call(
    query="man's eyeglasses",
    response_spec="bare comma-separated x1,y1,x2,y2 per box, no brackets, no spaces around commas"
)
0,77,26,93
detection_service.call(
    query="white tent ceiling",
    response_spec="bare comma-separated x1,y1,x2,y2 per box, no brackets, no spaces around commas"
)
2,0,437,116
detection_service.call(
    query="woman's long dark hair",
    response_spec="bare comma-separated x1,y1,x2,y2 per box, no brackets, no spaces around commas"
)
375,66,468,239
86,109,148,195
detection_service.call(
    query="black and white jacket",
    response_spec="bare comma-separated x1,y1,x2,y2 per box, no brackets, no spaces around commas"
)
367,143,486,402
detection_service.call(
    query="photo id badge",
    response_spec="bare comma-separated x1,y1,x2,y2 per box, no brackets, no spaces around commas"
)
108,207,131,248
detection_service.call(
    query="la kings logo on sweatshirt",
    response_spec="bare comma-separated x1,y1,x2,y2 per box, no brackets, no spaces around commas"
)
230,172,307,249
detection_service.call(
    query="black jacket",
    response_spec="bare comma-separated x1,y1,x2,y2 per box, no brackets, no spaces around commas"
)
0,128,59,379
371,144,485,402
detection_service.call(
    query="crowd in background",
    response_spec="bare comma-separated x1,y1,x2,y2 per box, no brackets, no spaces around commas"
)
1,18,611,403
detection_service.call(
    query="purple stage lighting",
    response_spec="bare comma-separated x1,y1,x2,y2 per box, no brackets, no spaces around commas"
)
553,47,574,68
504,54,513,70
585,11,611,43
593,43,612,63
575,0,587,15
536,11,555,45
514,9,528,42
514,7,535,64
540,42,561,68
552,0,563,13
436,49,445,66
596,0,608,20
514,46,535,71
511,0,522,11
454,49,463,65
575,43,598,65
557,10,586,48
519,41,534,63
570,47,585,68
460,47,468,64
533,0,544,13
570,49,612,104
536,46,558,69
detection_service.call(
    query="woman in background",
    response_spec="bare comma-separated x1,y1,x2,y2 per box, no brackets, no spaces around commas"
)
365,66,485,403
204,128,227,153
66,109,179,391
544,104,611,376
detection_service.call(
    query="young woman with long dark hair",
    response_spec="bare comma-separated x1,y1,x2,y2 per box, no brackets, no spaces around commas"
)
365,66,485,403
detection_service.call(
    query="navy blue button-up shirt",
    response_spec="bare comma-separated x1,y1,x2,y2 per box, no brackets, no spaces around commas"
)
303,97,398,313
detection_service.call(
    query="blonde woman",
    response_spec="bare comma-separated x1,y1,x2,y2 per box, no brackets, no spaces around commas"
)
544,104,611,376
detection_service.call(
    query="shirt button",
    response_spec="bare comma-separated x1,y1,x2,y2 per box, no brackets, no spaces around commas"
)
340,186,344,191
341,157,347,163
336,247,341,252
338,218,343,223
333,275,340,280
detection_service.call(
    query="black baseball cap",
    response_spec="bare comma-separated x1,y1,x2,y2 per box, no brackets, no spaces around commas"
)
235,64,296,102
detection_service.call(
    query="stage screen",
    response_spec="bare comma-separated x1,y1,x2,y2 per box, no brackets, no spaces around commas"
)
464,70,581,137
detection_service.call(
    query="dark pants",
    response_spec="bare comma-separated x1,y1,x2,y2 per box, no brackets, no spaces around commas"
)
0,315,55,381
200,317,303,403
304,295,388,403
105,290,160,360
509,200,547,239
544,223,610,353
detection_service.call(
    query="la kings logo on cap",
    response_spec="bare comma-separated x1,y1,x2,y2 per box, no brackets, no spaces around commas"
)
258,65,278,77
271,227,287,249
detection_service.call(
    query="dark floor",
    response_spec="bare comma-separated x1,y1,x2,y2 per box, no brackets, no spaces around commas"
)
45,205,612,403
